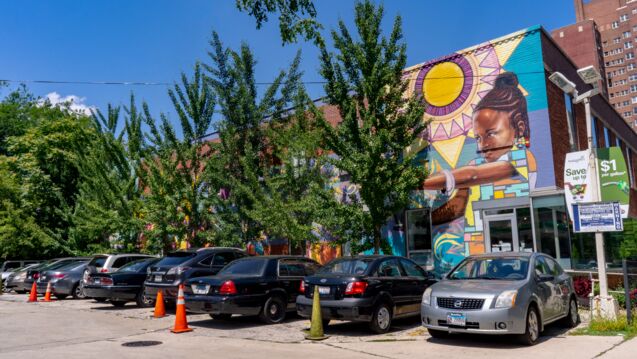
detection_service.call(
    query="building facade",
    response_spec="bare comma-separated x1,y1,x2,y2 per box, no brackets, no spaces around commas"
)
313,26,637,275
563,0,637,128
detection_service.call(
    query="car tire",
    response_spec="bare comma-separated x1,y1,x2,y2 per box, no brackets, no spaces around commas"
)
561,297,579,328
111,300,127,307
518,306,541,346
55,294,68,300
210,314,232,320
427,329,449,339
72,284,85,299
94,297,107,303
322,319,330,328
259,295,286,324
369,302,393,334
136,287,154,308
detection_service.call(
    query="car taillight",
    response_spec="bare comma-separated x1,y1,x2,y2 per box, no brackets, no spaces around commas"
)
100,268,109,273
345,281,368,295
52,273,66,279
219,280,237,295
299,281,306,294
101,277,113,285
33,273,39,279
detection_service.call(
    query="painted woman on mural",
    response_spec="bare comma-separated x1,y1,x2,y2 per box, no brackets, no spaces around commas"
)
423,72,535,225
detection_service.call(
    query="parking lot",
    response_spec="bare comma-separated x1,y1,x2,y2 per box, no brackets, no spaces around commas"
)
1,292,635,359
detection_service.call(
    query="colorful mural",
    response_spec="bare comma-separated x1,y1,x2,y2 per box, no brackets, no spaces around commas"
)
400,26,552,274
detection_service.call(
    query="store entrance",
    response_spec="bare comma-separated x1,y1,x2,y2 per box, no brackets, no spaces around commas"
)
483,207,534,253
404,208,433,270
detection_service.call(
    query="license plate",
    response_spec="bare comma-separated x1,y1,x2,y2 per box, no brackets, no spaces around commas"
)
94,278,101,284
318,286,330,295
192,284,210,295
447,313,466,326
154,275,162,282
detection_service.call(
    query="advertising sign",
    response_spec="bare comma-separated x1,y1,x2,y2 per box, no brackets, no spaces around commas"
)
596,147,630,218
572,202,623,233
564,150,593,219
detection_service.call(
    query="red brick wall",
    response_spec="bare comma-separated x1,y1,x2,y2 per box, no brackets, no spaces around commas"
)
546,72,570,188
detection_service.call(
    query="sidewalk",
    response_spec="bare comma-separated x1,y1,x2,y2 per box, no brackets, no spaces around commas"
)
598,336,637,358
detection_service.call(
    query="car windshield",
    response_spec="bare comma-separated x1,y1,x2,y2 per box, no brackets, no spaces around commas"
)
155,252,196,266
448,257,530,280
219,259,266,276
45,260,83,271
118,258,157,273
318,258,374,275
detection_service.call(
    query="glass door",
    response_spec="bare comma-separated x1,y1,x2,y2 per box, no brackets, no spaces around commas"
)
405,208,433,270
485,214,519,252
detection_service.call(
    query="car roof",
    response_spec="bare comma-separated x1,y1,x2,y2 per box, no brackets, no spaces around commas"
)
470,252,535,258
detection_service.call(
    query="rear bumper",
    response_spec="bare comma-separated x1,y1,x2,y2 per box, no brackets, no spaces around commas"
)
83,285,140,301
296,295,375,322
36,280,75,295
144,283,179,301
185,294,263,316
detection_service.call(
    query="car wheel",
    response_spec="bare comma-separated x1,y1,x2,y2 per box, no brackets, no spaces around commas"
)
259,296,286,324
210,314,232,320
518,306,540,346
369,302,392,334
55,294,68,300
561,297,579,328
94,297,107,303
111,300,127,307
136,287,155,308
427,329,449,339
72,284,85,299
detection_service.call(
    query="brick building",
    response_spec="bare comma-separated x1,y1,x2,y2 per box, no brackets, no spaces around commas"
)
555,0,637,128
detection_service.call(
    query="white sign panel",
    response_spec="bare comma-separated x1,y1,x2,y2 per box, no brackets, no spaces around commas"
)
564,150,594,220
572,202,623,233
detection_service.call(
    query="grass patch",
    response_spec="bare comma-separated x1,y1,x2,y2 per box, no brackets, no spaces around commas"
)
572,317,637,339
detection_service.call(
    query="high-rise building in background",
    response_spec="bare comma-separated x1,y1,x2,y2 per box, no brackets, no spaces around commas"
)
555,0,637,129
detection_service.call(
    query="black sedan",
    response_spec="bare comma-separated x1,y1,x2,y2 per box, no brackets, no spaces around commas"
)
296,255,436,333
185,256,320,324
83,258,160,307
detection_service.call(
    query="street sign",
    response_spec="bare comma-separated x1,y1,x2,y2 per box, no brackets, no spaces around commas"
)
564,150,593,220
572,202,623,233
596,147,630,218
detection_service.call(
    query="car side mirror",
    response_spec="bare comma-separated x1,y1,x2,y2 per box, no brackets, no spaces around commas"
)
538,274,554,282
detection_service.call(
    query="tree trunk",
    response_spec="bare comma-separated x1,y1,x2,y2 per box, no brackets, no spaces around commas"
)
373,224,381,255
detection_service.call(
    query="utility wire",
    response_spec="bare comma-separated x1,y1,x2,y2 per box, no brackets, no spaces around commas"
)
0,71,549,87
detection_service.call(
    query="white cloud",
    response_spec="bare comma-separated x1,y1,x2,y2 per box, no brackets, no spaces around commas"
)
39,92,96,116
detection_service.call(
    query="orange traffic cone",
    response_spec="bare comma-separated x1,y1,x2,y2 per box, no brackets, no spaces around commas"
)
43,282,55,302
153,289,166,318
27,281,38,302
170,284,192,333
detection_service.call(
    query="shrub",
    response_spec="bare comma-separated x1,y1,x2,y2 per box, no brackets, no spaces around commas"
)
574,276,592,298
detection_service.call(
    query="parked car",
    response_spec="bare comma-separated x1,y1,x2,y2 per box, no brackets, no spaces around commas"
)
145,247,246,302
1,260,40,281
420,252,578,345
83,257,160,308
36,260,90,299
82,253,156,301
19,258,89,293
185,256,321,324
297,255,437,333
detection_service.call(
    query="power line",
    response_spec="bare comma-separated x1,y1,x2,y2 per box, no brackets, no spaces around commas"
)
0,71,549,87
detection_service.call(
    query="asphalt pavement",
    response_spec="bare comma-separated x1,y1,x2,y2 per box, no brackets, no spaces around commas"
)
0,292,634,359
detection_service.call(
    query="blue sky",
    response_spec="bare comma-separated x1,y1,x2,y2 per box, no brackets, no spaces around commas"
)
0,0,575,135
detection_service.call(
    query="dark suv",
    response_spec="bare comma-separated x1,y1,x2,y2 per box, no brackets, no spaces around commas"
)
297,255,437,333
144,247,246,301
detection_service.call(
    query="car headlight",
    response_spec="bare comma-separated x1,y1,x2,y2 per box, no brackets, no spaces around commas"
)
422,287,432,306
495,290,518,308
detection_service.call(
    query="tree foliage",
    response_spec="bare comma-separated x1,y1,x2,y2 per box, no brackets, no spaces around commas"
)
318,0,427,254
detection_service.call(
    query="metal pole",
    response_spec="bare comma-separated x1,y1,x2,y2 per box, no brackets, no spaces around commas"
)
624,259,632,324
584,98,610,299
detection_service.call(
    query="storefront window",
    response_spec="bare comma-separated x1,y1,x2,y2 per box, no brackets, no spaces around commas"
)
516,207,534,252
532,196,572,269
405,208,433,269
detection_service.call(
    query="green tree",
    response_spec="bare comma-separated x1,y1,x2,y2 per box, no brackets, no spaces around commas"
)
141,62,218,252
318,1,427,254
236,0,322,45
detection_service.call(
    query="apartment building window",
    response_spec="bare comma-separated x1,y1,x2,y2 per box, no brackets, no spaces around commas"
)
612,21,620,29
625,111,633,117
626,41,634,49
624,31,632,38
628,52,635,59
630,74,637,81
629,63,636,70
632,96,637,103
633,9,637,14
615,37,622,43
624,100,631,106
564,93,578,151
604,127,611,148
621,14,629,22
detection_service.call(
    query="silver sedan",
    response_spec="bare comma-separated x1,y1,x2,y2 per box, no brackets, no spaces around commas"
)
421,252,579,345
